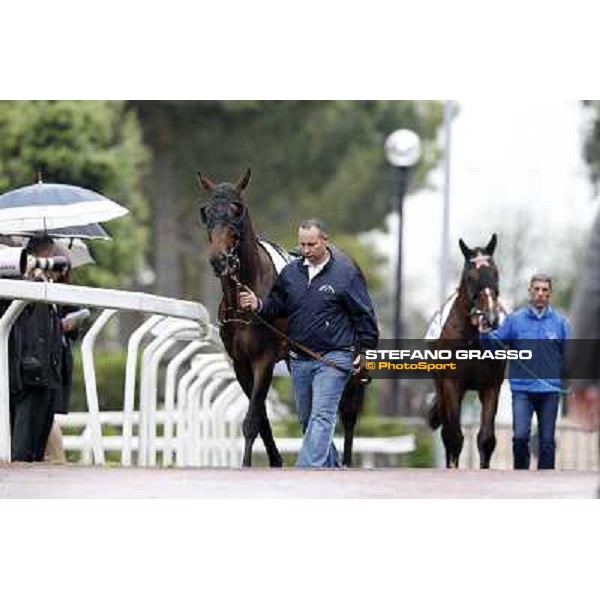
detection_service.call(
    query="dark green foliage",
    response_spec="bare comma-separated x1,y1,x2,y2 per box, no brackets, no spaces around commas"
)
272,414,434,467
0,100,150,289
135,100,442,236
353,415,434,467
583,101,600,191
69,348,128,412
132,100,444,296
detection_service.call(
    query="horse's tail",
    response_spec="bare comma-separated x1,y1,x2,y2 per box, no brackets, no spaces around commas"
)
427,398,441,430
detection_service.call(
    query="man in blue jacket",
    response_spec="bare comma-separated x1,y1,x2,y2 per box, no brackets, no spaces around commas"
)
239,219,379,468
478,274,569,469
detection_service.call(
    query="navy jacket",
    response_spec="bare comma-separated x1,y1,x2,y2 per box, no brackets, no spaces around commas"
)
480,304,569,393
0,299,63,394
259,248,379,354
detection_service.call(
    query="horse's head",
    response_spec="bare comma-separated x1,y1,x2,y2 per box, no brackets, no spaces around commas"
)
197,168,251,278
459,233,500,329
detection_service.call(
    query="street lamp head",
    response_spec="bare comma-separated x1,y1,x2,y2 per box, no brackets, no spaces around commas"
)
384,129,422,168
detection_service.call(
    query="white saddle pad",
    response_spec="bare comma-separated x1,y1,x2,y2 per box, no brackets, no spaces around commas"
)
424,292,458,340
258,239,290,275
423,293,510,340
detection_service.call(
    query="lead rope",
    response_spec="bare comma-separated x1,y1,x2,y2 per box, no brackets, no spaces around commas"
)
432,296,570,395
483,328,571,396
227,273,355,377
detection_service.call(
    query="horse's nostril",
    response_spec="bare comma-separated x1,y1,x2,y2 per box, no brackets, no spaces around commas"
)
209,255,227,275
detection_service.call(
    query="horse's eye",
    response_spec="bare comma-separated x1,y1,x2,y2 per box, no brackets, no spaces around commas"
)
229,202,244,218
199,206,208,224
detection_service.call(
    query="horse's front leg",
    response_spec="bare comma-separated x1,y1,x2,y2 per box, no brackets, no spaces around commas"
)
259,410,282,467
439,380,464,468
339,377,364,467
477,386,500,468
242,362,281,467
256,361,282,467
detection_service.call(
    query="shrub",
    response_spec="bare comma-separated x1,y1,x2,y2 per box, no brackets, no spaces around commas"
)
70,348,128,412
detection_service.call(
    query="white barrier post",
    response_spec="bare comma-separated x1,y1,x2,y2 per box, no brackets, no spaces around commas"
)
175,360,205,467
138,319,200,466
81,308,118,465
163,340,207,466
187,362,231,465
122,314,165,466
190,374,229,465
0,299,27,462
175,356,228,466
0,279,211,466
210,380,245,466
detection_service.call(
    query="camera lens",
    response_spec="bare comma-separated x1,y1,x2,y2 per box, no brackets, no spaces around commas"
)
33,256,69,272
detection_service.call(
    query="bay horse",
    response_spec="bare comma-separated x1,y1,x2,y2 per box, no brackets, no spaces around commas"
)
428,234,505,468
197,168,366,467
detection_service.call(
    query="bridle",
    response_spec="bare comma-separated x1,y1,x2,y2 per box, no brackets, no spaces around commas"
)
199,197,246,278
226,271,366,380
200,199,364,379
462,253,500,326
199,196,253,325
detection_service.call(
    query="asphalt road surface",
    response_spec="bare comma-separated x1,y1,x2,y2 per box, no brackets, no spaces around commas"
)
0,464,597,498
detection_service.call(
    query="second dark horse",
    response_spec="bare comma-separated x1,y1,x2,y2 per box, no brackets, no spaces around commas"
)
428,234,505,468
198,169,367,467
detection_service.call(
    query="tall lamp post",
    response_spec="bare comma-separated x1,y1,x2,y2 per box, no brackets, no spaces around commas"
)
384,129,422,415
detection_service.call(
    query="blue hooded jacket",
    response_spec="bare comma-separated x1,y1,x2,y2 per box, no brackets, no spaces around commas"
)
259,247,379,354
480,304,569,393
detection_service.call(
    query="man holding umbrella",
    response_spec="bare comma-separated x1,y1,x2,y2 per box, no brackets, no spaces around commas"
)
44,242,91,462
5,235,65,461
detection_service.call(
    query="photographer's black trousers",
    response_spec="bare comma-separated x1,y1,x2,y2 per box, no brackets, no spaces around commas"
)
10,387,54,462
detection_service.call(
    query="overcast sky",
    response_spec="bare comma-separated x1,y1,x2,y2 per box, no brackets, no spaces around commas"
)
365,100,599,321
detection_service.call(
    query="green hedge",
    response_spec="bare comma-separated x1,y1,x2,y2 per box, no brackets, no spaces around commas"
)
272,415,434,468
70,348,128,412
68,351,434,467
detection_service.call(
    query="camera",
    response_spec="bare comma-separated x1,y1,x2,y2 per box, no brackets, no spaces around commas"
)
28,256,69,273
0,247,69,279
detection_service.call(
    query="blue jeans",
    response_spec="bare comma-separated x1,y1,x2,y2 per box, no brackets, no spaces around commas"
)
512,391,560,470
290,350,354,468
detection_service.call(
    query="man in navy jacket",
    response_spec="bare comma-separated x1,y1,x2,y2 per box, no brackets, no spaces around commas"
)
478,274,569,470
240,219,379,467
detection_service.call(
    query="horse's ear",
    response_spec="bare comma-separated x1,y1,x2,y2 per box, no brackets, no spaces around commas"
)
235,168,251,194
485,233,497,256
459,238,472,260
197,172,216,191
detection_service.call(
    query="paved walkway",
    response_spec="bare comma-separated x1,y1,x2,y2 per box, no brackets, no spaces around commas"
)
0,464,597,498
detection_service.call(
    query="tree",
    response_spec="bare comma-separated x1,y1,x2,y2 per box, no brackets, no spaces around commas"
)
131,100,445,304
481,208,581,312
583,101,600,191
0,101,150,289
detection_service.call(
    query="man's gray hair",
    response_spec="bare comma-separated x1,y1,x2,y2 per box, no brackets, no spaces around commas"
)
299,218,328,238
530,273,552,289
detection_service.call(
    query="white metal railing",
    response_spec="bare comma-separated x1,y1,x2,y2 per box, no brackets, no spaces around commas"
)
0,278,210,463
55,410,416,468
0,278,293,468
423,387,599,470
458,420,599,470
0,279,418,468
